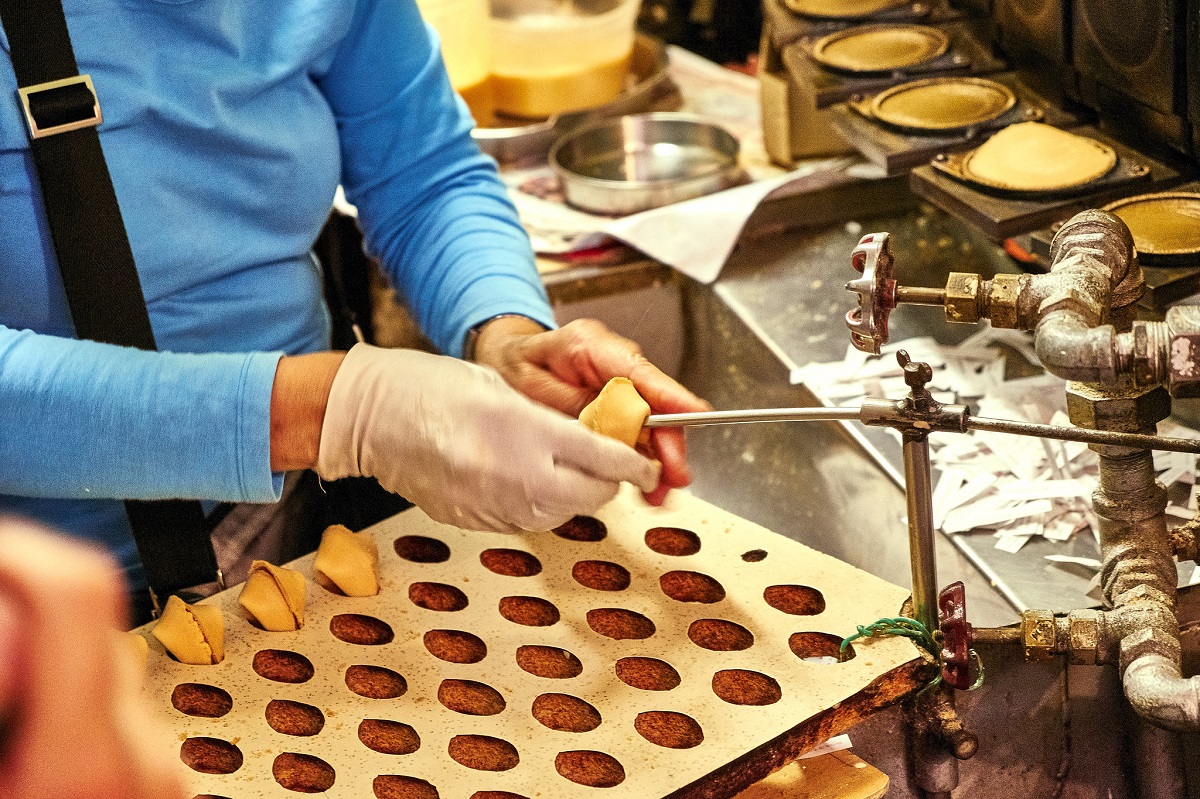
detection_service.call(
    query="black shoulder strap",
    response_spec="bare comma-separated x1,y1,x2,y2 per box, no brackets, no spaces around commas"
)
0,0,221,606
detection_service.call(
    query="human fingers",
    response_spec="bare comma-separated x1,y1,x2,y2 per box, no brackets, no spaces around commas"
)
549,416,661,494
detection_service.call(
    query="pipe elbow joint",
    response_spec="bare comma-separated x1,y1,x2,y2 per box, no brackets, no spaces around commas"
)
1034,310,1118,383
1123,654,1200,732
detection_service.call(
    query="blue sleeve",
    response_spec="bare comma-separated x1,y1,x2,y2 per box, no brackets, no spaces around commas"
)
0,327,284,502
315,0,556,357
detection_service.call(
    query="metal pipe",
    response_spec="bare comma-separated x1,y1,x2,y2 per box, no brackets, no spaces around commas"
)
902,433,938,633
1127,711,1188,799
1034,310,1121,383
1123,655,1200,732
967,416,1200,454
643,406,860,428
896,286,947,306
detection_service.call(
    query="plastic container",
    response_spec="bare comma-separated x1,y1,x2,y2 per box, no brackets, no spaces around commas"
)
489,0,641,119
416,0,495,125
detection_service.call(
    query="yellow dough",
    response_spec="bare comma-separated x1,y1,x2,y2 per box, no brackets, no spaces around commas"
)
152,594,224,665
313,524,380,597
238,560,306,631
579,377,652,449
963,122,1117,192
121,631,150,678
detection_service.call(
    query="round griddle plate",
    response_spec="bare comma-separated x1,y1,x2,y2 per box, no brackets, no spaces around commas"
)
959,122,1117,193
784,0,909,19
1104,192,1200,265
811,24,950,74
869,77,1016,133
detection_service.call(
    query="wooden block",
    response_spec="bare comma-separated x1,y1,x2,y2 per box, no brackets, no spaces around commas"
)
137,486,927,798
735,751,889,799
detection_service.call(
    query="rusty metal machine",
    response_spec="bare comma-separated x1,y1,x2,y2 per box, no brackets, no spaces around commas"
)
843,208,1200,796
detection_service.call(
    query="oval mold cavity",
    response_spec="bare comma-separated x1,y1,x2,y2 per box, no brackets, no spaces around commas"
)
711,669,782,706
586,608,656,640
554,750,625,788
180,737,243,775
553,516,607,542
424,629,488,664
171,683,232,718
373,775,440,799
687,618,754,651
660,570,726,603
531,693,602,732
447,735,519,771
409,582,469,612
345,664,408,699
614,657,681,691
265,699,325,737
394,535,451,563
634,710,704,749
790,631,854,662
438,679,506,716
498,595,560,627
644,526,701,556
252,649,314,684
572,560,631,591
360,719,422,755
273,752,336,793
516,644,583,678
763,584,826,616
479,548,542,577
330,613,395,645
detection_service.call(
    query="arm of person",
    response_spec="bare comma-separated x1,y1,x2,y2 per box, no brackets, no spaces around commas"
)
313,0,709,500
0,326,283,503
0,517,185,799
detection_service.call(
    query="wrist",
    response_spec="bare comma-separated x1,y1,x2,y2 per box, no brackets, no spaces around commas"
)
270,351,347,472
466,314,549,365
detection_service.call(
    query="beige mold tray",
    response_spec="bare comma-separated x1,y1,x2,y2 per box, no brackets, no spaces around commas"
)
139,486,925,798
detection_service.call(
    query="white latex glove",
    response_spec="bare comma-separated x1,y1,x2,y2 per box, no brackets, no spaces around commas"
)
316,344,661,532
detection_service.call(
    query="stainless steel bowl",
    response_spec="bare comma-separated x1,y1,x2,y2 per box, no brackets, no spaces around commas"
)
549,112,742,215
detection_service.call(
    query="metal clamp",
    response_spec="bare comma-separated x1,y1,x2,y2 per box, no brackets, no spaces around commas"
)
18,74,103,140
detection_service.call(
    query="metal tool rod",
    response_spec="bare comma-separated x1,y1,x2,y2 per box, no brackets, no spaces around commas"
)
902,433,939,633
967,416,1200,454
895,286,947,306
643,407,861,428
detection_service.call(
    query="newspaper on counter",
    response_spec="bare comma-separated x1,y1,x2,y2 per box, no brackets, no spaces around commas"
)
793,325,1200,583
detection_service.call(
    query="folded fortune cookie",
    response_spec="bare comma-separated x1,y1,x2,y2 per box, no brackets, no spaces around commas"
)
152,594,225,665
579,377,652,449
313,524,380,597
238,560,306,631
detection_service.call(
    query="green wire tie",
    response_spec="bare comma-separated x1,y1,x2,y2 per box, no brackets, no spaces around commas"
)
838,615,984,692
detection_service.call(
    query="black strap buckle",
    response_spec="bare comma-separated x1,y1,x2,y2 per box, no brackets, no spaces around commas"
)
18,74,102,139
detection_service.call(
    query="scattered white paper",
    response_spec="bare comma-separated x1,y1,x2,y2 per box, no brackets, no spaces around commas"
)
799,734,854,760
793,325,1200,555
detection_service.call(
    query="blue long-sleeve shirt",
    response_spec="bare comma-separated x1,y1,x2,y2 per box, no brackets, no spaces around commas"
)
0,0,555,584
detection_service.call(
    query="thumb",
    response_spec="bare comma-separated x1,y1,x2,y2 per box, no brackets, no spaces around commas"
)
552,420,661,494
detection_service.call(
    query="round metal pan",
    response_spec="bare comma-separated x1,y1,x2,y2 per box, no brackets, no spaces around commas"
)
549,112,742,215
783,0,909,19
811,24,950,74
1104,192,1200,266
868,76,1016,134
471,33,674,164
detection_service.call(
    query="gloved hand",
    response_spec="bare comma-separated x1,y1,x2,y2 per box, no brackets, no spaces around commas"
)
316,344,661,532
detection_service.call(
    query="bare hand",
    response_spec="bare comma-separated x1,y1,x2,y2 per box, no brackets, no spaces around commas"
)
0,518,186,799
472,317,711,504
